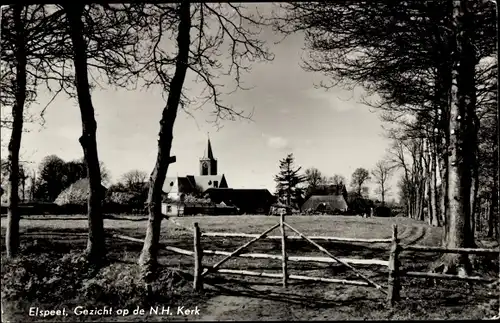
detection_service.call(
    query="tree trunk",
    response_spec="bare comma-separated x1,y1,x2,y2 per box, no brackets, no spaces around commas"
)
436,0,476,275
477,198,488,232
430,143,440,226
488,118,499,238
21,176,25,202
381,184,385,206
434,21,453,242
65,4,106,265
417,188,423,221
488,187,498,238
439,154,449,244
6,5,27,259
138,1,191,282
469,113,479,239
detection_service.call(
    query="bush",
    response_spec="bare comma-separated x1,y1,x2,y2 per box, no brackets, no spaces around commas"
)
1,252,89,303
374,206,391,217
102,184,149,215
1,202,59,216
1,248,199,313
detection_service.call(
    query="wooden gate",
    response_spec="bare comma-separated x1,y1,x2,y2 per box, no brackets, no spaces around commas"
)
194,214,388,297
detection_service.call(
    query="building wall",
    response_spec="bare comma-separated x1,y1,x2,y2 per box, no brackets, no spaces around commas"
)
161,202,180,216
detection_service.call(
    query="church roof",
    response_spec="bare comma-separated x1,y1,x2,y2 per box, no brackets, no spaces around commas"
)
163,174,227,194
193,175,226,191
163,177,180,194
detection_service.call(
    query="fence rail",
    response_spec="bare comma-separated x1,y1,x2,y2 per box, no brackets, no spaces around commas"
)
215,269,371,286
386,225,500,305
402,271,498,283
402,245,500,255
202,249,389,266
201,231,392,244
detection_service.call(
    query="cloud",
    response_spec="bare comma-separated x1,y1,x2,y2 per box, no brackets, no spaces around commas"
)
305,88,361,112
266,136,291,151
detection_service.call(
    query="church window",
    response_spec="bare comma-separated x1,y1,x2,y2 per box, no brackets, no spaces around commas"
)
201,162,209,175
170,181,174,186
208,180,212,185
214,181,219,188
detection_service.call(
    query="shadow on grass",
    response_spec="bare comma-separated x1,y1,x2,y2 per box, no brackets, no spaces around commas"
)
202,275,381,309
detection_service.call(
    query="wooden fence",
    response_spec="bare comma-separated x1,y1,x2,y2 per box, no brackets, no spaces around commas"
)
388,225,500,305
111,216,500,306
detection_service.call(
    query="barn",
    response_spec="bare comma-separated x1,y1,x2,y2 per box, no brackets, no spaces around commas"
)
204,188,276,214
301,195,348,214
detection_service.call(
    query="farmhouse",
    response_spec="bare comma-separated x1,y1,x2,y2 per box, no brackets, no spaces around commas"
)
204,188,276,214
301,194,348,214
55,178,108,206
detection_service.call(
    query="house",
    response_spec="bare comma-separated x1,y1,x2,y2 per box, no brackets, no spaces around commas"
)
54,178,108,206
162,202,181,216
301,195,348,214
204,188,276,214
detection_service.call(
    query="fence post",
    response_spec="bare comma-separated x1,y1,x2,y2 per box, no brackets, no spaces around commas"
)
193,222,203,291
387,224,400,306
280,213,288,288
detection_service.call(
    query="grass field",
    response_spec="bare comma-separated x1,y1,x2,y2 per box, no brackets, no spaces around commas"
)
1,215,499,321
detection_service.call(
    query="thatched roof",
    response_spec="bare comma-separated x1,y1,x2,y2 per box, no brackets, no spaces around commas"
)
301,195,348,212
54,178,107,205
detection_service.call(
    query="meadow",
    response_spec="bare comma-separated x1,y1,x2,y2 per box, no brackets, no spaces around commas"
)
1,214,498,321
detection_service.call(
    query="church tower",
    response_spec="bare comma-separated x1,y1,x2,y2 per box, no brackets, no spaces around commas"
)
199,138,218,176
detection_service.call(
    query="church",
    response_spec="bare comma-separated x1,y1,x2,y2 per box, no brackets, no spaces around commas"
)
162,138,276,215
162,138,229,201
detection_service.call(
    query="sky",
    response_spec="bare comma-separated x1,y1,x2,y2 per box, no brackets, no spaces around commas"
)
1,4,398,201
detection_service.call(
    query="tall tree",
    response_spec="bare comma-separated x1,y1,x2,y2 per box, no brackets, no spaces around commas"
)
350,168,371,196
389,135,427,221
434,0,477,275
371,160,394,206
63,3,106,264
276,0,496,274
4,5,28,259
275,153,305,207
134,2,273,281
2,3,152,260
330,174,346,186
137,1,192,282
120,169,148,191
304,167,325,198
34,155,66,201
56,3,142,265
1,3,79,257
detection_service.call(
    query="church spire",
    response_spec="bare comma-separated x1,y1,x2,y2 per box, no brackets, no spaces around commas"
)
203,133,214,159
206,138,214,159
200,134,218,175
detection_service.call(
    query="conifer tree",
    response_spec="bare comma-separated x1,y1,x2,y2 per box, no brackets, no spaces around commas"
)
274,153,305,208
